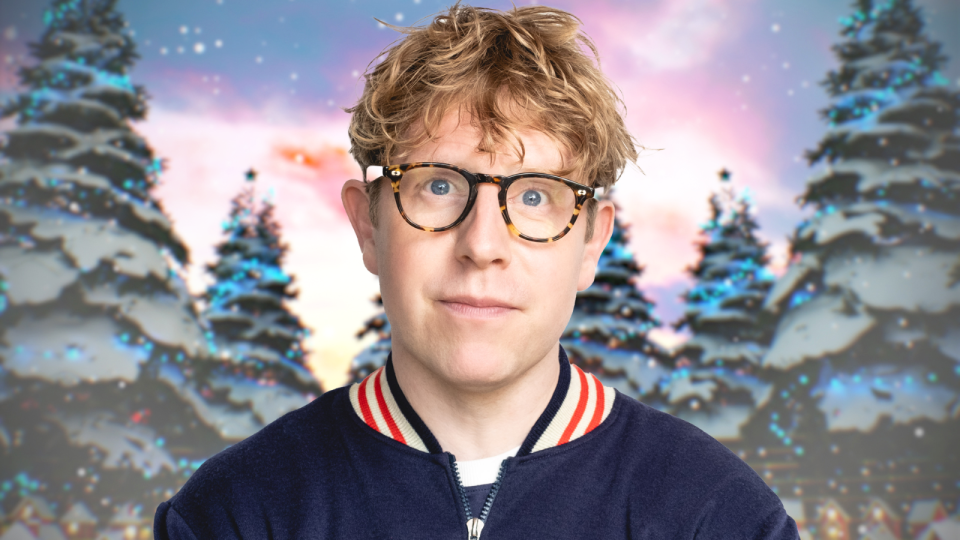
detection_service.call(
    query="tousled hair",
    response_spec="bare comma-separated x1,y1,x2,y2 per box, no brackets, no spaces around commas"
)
347,2,639,239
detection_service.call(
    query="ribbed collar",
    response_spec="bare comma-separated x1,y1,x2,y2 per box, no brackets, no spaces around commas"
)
347,344,617,456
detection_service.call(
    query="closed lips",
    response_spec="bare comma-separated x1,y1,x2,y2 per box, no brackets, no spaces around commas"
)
440,297,517,309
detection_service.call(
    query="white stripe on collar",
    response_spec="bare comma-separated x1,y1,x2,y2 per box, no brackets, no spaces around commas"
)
530,363,615,453
348,366,428,452
348,361,615,454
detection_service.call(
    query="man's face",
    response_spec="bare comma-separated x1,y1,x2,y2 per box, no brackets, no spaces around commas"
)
345,109,614,392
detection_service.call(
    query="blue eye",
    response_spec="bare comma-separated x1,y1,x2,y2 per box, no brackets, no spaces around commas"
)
430,179,450,195
521,190,542,206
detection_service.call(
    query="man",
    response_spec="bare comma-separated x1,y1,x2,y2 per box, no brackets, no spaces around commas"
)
154,4,800,539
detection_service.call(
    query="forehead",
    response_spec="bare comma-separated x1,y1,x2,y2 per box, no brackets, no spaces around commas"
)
401,107,573,175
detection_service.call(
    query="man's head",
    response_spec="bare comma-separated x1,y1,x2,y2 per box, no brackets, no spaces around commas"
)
341,3,637,392
348,3,637,238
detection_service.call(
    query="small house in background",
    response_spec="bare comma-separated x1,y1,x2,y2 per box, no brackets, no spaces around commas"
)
858,521,897,540
0,523,37,540
59,502,97,540
914,516,960,540
818,498,852,540
35,524,68,540
0,522,68,540
862,497,902,539
906,500,948,539
5,495,56,538
95,503,151,540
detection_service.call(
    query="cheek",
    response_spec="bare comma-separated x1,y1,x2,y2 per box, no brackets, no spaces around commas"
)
376,222,437,309
525,246,581,309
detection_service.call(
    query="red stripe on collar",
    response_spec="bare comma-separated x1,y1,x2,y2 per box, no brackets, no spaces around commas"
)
349,366,427,451
533,364,614,452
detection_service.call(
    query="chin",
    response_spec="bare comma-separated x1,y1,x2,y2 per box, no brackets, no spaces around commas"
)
431,342,524,389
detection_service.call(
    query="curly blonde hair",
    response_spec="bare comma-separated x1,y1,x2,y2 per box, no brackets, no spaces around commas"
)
346,3,638,238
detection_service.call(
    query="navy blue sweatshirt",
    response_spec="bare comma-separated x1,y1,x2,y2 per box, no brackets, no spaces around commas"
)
154,346,800,539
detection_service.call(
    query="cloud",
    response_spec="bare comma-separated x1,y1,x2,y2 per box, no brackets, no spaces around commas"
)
271,143,359,221
577,0,752,73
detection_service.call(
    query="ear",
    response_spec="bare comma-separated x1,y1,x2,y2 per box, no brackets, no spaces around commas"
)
341,179,379,275
576,200,615,291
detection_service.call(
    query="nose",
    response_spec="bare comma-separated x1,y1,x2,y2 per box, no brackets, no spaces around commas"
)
453,182,512,269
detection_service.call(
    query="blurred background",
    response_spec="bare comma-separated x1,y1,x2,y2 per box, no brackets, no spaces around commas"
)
0,0,958,538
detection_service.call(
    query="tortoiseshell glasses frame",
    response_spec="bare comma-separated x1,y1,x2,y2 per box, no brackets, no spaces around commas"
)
369,162,597,243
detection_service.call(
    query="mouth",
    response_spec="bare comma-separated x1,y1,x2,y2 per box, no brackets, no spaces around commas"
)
438,296,518,318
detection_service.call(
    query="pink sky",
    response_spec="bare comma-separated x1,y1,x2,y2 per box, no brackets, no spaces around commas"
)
8,0,911,389
140,108,377,388
136,0,803,389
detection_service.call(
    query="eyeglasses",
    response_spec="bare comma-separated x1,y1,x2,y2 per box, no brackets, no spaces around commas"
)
365,162,597,243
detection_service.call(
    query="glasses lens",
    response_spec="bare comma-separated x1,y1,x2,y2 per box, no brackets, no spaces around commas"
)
397,166,471,229
506,176,577,239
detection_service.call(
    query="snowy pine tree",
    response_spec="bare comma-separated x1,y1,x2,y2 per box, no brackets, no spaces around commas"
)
349,293,391,384
560,195,670,402
666,172,776,441
0,0,316,528
743,0,960,513
202,169,321,397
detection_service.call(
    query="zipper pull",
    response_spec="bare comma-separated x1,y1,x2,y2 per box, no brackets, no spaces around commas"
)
467,517,484,539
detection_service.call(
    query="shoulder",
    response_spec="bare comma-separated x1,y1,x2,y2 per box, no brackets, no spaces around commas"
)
166,387,350,505
154,388,355,537
222,386,347,462
610,394,798,538
612,392,750,473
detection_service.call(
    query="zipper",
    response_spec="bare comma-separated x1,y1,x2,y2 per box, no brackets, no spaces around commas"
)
449,453,508,540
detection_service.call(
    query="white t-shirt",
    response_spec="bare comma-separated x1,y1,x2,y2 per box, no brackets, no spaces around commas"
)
457,446,521,487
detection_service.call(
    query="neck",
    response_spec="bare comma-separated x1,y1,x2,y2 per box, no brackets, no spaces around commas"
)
392,343,560,461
